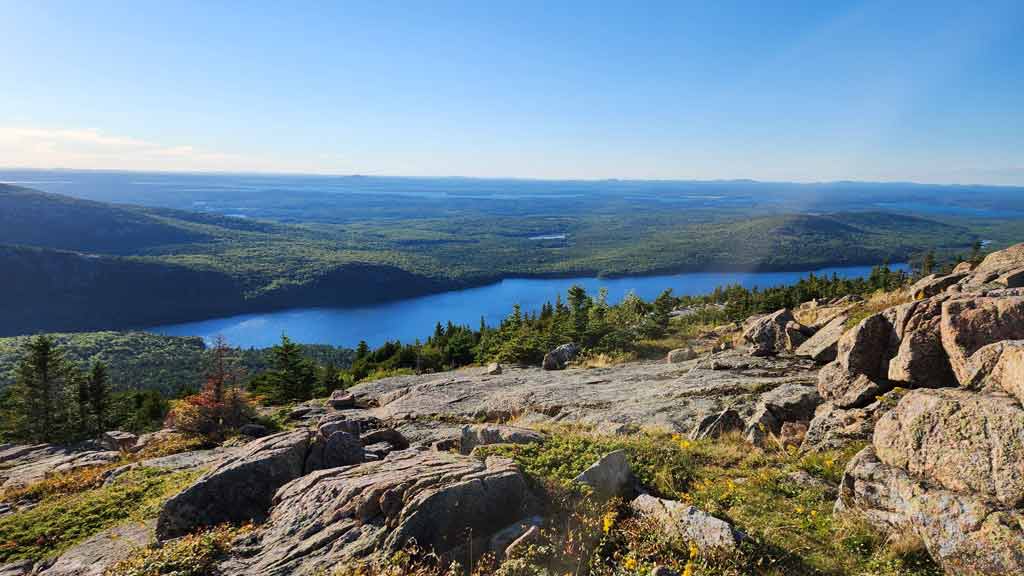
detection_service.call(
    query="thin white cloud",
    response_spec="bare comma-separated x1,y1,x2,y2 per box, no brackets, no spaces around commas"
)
0,126,259,172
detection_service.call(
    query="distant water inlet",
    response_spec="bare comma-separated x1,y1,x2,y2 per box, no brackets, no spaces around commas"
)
148,264,907,349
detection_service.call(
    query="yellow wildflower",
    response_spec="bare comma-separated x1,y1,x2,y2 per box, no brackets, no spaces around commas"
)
682,560,694,576
689,541,699,560
602,511,617,534
623,556,637,570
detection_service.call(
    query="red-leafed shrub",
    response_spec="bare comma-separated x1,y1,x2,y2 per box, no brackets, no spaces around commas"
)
164,337,254,441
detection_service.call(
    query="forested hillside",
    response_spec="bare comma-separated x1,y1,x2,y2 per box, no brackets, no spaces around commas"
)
0,183,1003,335
0,331,353,394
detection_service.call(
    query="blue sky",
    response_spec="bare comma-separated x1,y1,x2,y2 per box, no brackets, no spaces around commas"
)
2,0,1022,184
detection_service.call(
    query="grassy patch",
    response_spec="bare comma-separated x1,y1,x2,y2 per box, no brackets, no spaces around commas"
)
844,290,913,331
478,428,940,576
104,524,247,576
1,433,206,504
0,467,199,563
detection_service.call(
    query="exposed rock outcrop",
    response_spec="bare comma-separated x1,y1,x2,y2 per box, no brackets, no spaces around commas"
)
666,347,697,363
99,431,137,452
0,444,120,491
542,343,579,370
836,313,895,379
743,382,820,446
223,451,532,575
801,398,893,452
872,388,1024,508
36,521,154,576
741,309,810,356
689,409,743,440
630,494,745,550
838,447,1024,575
886,298,958,388
156,429,310,540
327,389,356,409
574,450,634,499
816,362,888,409
964,340,1024,402
347,349,818,433
908,273,967,300
460,424,546,455
795,313,847,363
940,296,1024,384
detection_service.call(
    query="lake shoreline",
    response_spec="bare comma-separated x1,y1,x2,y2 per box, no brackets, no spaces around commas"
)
146,262,908,349
128,257,905,335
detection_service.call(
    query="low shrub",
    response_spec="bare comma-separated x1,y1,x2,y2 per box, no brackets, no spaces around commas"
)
0,467,199,563
104,524,248,576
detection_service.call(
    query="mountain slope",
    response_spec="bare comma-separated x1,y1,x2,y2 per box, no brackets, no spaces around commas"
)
0,184,209,254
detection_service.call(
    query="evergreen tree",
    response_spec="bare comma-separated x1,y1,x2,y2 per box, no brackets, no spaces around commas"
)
567,284,590,340
355,340,370,360
646,288,675,338
86,361,110,434
318,362,341,395
922,250,936,276
7,336,78,443
266,335,317,402
970,241,983,264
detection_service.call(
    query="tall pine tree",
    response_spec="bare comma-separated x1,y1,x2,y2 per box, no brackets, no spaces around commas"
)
8,336,78,443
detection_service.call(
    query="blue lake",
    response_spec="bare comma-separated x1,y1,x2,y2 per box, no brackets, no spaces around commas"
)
148,264,906,349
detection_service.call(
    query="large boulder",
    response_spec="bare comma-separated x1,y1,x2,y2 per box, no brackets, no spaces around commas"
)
327,389,355,409
795,313,847,363
574,450,634,499
964,340,1024,402
965,242,1024,288
836,313,895,379
941,296,1024,384
801,398,892,452
837,446,1024,575
816,362,889,409
542,343,579,370
743,383,820,446
885,299,958,388
741,309,809,356
630,494,745,550
99,431,137,452
907,273,967,300
666,347,697,364
689,409,744,441
305,429,364,473
873,388,1024,507
156,429,310,540
460,424,546,455
222,451,532,575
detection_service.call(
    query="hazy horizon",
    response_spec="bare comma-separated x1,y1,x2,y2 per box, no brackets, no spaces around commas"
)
5,166,1024,191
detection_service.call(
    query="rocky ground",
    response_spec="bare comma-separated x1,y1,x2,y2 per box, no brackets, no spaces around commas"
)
4,243,1024,576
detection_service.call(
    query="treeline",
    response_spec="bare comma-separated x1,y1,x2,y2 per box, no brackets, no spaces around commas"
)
0,336,167,443
328,263,915,384
0,331,353,395
680,263,910,322
0,333,357,443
